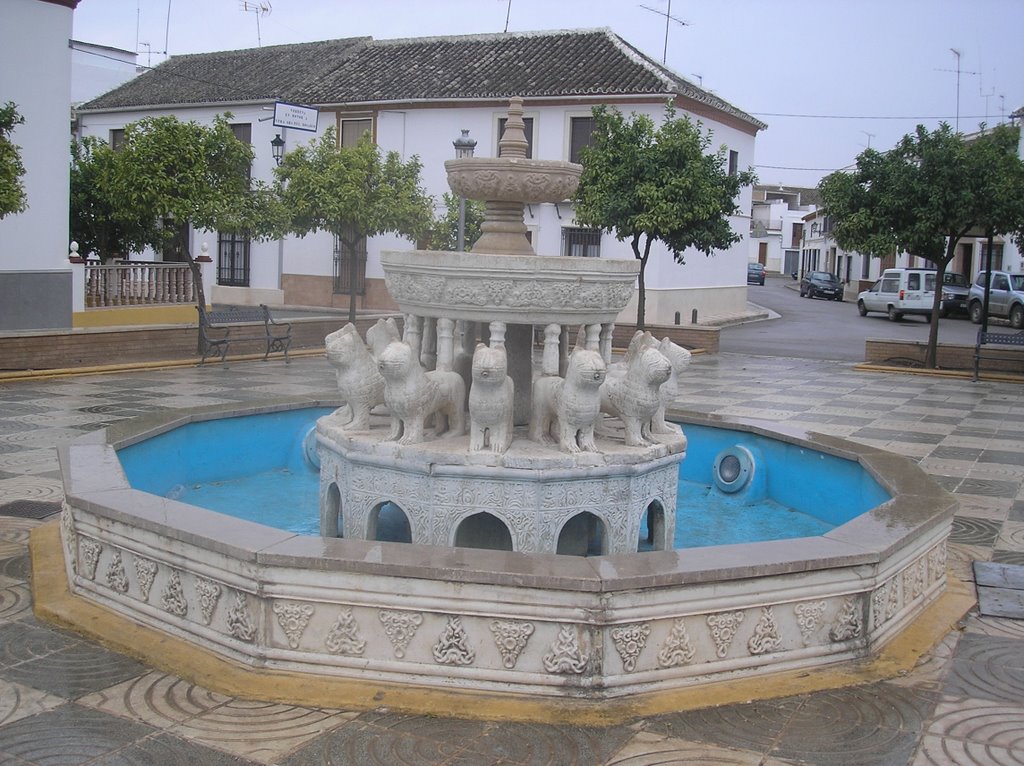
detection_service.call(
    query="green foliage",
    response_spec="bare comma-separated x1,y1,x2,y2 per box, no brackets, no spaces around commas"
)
70,136,157,261
819,122,1024,367
425,192,485,251
0,102,27,219
573,103,755,328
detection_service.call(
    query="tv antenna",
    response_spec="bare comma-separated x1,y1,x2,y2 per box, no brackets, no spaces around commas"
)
639,1,690,64
936,49,979,132
861,130,875,149
240,1,272,47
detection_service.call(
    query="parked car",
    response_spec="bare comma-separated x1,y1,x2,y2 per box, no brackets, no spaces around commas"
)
938,271,970,318
799,271,843,301
747,263,766,286
967,270,1024,329
856,267,936,321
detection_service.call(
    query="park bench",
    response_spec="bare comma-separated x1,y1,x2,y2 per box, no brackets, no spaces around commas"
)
973,329,1024,381
197,304,292,365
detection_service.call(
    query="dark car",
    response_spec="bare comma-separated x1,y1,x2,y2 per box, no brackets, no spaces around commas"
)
747,263,766,286
799,271,843,301
938,271,969,318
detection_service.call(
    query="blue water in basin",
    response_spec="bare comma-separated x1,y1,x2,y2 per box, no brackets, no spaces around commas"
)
117,408,890,549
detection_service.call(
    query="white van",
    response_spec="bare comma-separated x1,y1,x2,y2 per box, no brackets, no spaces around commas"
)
856,268,936,321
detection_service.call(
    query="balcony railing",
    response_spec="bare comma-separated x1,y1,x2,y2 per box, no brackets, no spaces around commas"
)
85,262,195,308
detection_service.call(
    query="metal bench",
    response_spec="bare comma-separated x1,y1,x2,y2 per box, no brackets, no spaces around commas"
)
973,329,1024,381
197,304,292,365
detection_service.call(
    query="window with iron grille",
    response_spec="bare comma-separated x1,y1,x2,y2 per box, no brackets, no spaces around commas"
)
561,227,601,258
217,231,250,286
161,219,190,262
728,149,739,176
333,230,367,295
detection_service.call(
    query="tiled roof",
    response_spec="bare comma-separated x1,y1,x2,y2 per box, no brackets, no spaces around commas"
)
79,29,765,130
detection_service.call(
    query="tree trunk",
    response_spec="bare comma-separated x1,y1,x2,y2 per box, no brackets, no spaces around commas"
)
632,234,652,330
182,241,207,355
924,231,969,369
346,235,358,325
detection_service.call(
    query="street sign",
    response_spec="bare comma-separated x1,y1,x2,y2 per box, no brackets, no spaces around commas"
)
273,101,319,132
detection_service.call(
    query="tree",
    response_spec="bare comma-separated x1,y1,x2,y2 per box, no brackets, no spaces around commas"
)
103,114,278,312
573,104,756,329
70,135,158,261
820,122,1024,367
275,127,434,322
426,192,485,251
0,102,27,219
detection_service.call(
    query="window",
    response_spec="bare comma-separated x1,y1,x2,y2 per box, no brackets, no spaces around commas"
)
109,128,125,151
908,273,920,290
339,117,372,148
333,229,367,295
497,116,533,158
861,256,870,280
161,220,189,262
217,231,250,286
569,116,594,163
979,242,1004,270
561,227,601,258
229,123,252,180
728,149,739,176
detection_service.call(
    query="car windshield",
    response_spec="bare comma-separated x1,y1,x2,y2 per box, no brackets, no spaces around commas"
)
943,273,968,287
812,272,838,283
1010,275,1024,291
748,264,763,271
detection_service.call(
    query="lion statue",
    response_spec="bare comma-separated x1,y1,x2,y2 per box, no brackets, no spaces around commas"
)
324,323,385,432
468,343,514,454
378,340,466,445
600,330,672,447
366,317,401,360
651,336,691,435
530,333,606,454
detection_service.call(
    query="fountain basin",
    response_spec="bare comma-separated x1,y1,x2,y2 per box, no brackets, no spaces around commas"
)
445,157,582,204
381,250,639,324
55,399,955,703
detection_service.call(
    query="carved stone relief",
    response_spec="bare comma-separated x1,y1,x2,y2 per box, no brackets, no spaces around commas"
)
829,596,863,642
325,609,366,656
379,609,423,659
748,607,782,655
611,623,650,672
78,537,101,581
658,617,696,668
543,625,588,674
707,611,745,659
227,590,257,643
794,600,827,646
105,550,129,593
433,615,475,666
194,578,222,626
489,619,534,669
273,601,315,650
160,570,188,617
134,556,157,602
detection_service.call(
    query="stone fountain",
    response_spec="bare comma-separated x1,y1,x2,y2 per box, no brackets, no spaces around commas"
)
317,97,688,555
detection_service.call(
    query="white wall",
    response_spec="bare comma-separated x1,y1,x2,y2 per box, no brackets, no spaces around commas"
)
0,0,75,329
70,41,137,106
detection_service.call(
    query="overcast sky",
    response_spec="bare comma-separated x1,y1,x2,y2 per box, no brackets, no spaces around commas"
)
72,0,1024,188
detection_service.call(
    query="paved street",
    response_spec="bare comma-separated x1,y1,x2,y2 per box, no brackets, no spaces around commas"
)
725,277,985,361
0,353,1022,764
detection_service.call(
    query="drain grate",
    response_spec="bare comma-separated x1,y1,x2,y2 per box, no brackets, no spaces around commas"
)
0,500,62,519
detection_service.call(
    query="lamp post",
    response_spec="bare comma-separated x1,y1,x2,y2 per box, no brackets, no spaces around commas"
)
271,134,286,166
453,129,476,251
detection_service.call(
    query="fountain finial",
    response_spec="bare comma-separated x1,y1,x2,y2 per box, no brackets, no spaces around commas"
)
498,96,530,160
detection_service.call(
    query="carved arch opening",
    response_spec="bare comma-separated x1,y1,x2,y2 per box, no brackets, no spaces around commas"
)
453,512,514,552
324,482,342,538
556,511,607,556
367,501,412,544
639,499,669,552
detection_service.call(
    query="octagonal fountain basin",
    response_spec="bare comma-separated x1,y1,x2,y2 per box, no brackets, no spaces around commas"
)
113,408,890,552
55,400,956,706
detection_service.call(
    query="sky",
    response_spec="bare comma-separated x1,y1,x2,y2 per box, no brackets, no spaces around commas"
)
71,0,1024,188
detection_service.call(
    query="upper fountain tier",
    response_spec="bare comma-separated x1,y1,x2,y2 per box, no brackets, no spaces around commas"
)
443,96,582,256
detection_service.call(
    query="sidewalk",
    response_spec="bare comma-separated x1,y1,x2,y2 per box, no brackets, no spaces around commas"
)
0,353,1022,764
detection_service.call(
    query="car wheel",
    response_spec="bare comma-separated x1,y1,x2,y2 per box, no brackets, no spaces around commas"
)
1011,304,1024,330
969,301,984,324
887,305,903,322
808,288,817,300
857,300,868,317
834,293,843,302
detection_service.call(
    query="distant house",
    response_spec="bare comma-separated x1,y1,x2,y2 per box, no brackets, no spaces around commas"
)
70,40,138,110
0,0,78,331
76,29,766,327
748,185,819,276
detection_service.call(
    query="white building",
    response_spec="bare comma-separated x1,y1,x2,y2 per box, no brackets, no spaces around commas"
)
70,40,137,108
0,0,78,331
749,185,818,276
76,29,766,327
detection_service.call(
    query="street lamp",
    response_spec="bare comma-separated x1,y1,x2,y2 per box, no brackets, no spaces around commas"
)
271,134,286,166
452,129,476,251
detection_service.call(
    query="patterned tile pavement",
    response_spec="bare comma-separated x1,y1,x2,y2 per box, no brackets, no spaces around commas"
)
0,353,1022,765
